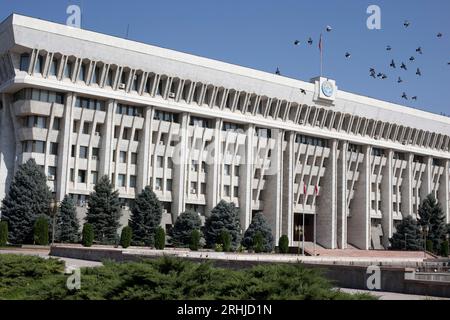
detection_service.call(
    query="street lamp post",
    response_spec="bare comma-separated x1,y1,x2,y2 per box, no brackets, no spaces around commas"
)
295,225,304,256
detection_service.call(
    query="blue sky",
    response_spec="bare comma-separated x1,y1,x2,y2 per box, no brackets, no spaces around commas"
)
1,0,449,115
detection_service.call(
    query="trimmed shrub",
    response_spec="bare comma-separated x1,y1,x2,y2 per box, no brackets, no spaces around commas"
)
154,227,166,250
426,239,433,253
0,221,8,246
120,226,132,248
441,240,449,257
253,231,264,253
219,229,232,252
279,235,289,254
190,229,201,251
82,224,94,247
34,216,49,246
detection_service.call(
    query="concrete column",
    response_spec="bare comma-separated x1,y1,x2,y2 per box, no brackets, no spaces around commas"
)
348,145,371,250
56,93,75,201
172,112,189,221
282,132,295,246
420,156,433,201
402,154,414,218
337,140,348,249
0,94,16,204
381,149,393,248
99,99,115,177
206,119,221,214
316,139,337,249
438,160,449,224
239,124,254,232
263,129,283,242
137,106,152,191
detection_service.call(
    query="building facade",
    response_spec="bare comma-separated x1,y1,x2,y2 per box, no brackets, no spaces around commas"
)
0,14,449,250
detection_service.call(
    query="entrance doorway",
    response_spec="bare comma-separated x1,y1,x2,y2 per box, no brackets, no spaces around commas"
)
293,213,315,242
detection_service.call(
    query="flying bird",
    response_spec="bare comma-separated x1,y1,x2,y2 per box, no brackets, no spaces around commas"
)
294,40,300,46
409,56,415,62
377,73,383,78
386,45,392,51
308,37,313,45
412,96,418,101
369,68,376,78
437,33,443,38
390,60,396,68
402,92,408,100
326,26,332,32
404,20,410,28
416,47,423,54
416,68,422,76
381,74,388,79
398,77,403,83
401,63,407,70
345,52,351,58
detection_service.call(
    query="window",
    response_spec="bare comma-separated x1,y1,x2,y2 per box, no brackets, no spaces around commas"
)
256,128,271,139
122,128,129,140
106,69,113,87
114,126,120,139
119,151,127,163
24,116,47,129
73,120,79,133
112,151,116,162
234,186,239,197
296,134,327,147
50,143,58,155
92,148,99,160
201,183,206,194
131,153,138,165
223,122,243,132
49,58,58,76
157,156,164,168
155,178,162,191
75,97,105,111
166,179,173,191
224,164,231,176
190,116,210,128
234,166,240,177
134,130,140,142
224,185,231,197
82,122,90,135
190,182,197,194
52,118,61,130
19,53,30,72
130,175,137,188
64,61,73,79
91,171,98,184
48,166,57,178
70,169,74,182
13,89,64,104
35,55,44,74
153,110,179,123
167,158,174,169
201,162,207,173
78,63,87,82
71,145,76,157
95,124,102,135
77,170,86,183
79,146,88,159
118,174,126,187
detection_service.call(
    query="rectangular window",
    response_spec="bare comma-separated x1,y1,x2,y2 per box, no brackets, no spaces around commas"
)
50,142,58,155
234,186,239,197
52,118,61,131
82,122,90,135
155,178,162,191
166,179,173,191
190,182,197,194
224,185,231,197
131,153,138,165
95,124,102,135
78,64,87,82
157,156,164,168
49,59,58,76
92,148,99,160
34,141,45,153
134,130,140,142
70,169,74,182
234,166,240,177
114,126,120,139
35,55,43,74
48,166,57,178
119,151,127,163
71,145,76,157
20,53,30,72
79,146,88,159
118,174,126,187
91,171,98,184
64,61,73,79
129,175,137,188
78,170,86,183
167,158,174,169
224,164,231,176
73,120,79,133
201,183,206,195
122,128,129,140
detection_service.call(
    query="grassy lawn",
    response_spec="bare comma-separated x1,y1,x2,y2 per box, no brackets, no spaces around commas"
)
0,254,376,300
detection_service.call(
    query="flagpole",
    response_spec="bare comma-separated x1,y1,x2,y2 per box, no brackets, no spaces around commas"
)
320,33,323,77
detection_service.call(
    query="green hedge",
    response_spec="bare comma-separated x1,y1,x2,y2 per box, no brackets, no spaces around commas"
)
278,235,289,254
189,229,201,251
154,227,165,250
34,216,49,246
0,221,8,246
120,226,132,248
82,224,94,247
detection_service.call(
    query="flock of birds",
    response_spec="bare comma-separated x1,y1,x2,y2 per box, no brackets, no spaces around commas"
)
279,21,450,104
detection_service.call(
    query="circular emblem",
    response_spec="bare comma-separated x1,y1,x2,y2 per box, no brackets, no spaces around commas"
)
321,81,334,97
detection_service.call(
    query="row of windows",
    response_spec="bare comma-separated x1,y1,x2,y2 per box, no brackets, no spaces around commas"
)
13,88,64,104
116,104,143,117
22,140,58,155
22,116,61,131
71,145,100,160
153,110,179,123
296,135,327,147
75,96,106,111
113,126,141,141
112,151,139,164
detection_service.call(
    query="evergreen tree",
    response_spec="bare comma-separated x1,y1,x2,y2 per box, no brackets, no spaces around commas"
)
85,175,121,244
204,200,241,249
169,211,202,247
129,186,162,246
154,227,166,250
1,159,52,244
417,194,447,253
390,216,423,251
34,215,49,246
278,235,289,254
241,212,274,253
55,195,80,243
120,226,132,248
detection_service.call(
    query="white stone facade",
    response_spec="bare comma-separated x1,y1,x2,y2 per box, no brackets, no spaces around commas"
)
0,14,449,249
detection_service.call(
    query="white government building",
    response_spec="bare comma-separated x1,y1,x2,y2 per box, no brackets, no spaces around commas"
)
0,14,449,250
